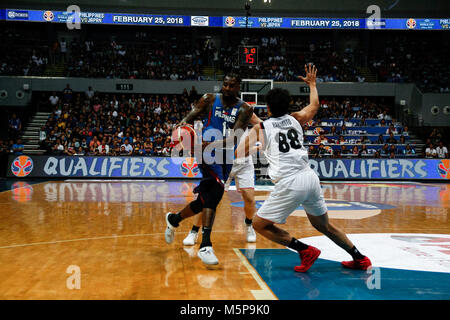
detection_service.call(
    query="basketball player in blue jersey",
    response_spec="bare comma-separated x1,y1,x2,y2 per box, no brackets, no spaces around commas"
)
164,73,256,265
236,64,372,272
182,116,262,247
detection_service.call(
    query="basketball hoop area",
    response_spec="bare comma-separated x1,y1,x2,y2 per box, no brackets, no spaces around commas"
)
240,79,273,109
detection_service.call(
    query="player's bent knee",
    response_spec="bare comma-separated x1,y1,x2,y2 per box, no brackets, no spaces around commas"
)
189,198,203,214
201,181,224,211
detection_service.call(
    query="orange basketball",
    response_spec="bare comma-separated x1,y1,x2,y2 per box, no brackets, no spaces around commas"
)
171,124,197,153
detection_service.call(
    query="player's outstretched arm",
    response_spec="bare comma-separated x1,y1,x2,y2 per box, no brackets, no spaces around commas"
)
179,93,213,125
235,123,264,159
249,112,263,125
291,64,319,126
234,102,254,131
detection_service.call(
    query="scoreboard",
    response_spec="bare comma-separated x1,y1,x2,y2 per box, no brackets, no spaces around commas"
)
238,46,258,66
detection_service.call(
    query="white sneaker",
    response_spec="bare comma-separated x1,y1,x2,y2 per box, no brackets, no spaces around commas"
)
183,231,198,246
197,246,219,265
246,224,256,243
165,212,177,244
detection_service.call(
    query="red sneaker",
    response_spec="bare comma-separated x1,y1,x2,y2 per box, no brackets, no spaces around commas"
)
341,257,372,270
294,246,321,273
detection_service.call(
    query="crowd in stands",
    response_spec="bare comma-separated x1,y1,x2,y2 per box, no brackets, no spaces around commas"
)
37,85,198,157
0,25,48,76
368,34,450,93
288,96,429,159
1,24,448,93
223,37,361,82
1,88,449,159
64,37,205,80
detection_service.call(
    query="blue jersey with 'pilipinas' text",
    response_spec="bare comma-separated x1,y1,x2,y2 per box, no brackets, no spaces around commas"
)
198,94,244,184
202,94,244,142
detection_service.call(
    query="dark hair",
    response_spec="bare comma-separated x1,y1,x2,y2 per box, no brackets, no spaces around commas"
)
266,88,291,117
224,73,241,84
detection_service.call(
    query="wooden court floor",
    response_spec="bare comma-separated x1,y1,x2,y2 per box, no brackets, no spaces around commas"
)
0,179,449,300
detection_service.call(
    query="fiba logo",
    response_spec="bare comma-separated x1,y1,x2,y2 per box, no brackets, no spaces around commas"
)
180,157,199,177
11,182,33,202
406,18,416,29
11,155,34,177
43,11,54,21
437,159,450,179
225,16,236,27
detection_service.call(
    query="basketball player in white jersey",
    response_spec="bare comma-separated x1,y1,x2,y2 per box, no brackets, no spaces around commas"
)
235,64,372,272
182,114,262,246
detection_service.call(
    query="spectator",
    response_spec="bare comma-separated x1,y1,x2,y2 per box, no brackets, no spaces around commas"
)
49,92,60,107
307,145,315,155
314,143,329,158
89,136,101,149
121,139,133,155
63,84,73,103
386,124,398,135
97,140,110,155
340,124,349,135
376,134,384,144
314,132,329,145
12,138,24,155
119,145,129,156
8,113,22,140
60,38,67,62
425,143,437,158
359,145,369,156
359,135,370,144
387,133,398,144
436,141,448,159
403,144,416,156
337,135,346,145
380,144,389,156
85,86,95,101
429,129,443,145
332,149,341,158
74,146,85,156
53,139,64,154
341,145,350,155
389,144,397,155
401,126,410,136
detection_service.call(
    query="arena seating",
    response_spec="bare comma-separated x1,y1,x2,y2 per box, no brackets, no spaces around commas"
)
1,23,448,92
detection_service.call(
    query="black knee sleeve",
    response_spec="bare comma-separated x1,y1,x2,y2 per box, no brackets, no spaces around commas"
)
189,197,203,214
201,181,224,210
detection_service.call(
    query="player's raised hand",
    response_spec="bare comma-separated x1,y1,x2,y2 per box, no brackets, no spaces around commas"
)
298,63,317,86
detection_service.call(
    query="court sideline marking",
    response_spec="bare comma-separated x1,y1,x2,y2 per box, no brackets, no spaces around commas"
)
0,231,246,249
233,248,277,300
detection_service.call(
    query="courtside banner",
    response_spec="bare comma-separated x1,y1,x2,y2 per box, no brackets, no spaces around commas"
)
7,155,202,179
309,159,450,180
6,156,450,180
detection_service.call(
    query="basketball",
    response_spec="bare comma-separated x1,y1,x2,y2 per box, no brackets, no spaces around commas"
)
171,124,197,153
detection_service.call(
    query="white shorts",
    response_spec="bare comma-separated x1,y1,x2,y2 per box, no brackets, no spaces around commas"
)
225,158,255,191
257,168,327,224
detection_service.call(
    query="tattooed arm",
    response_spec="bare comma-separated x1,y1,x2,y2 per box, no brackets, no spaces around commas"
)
178,93,213,125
